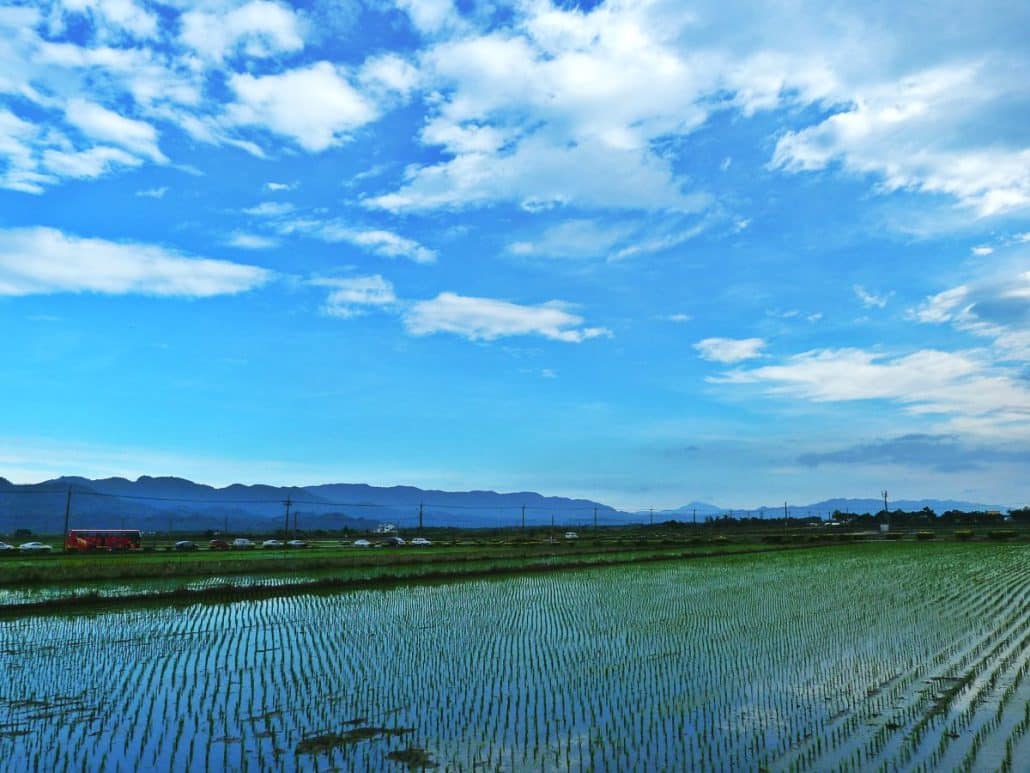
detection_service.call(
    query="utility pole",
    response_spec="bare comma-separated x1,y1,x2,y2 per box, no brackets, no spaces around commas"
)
521,505,526,530
882,489,888,514
223,514,228,535
649,507,654,527
62,487,72,551
418,502,424,533
284,496,292,541
784,501,788,528
593,506,598,530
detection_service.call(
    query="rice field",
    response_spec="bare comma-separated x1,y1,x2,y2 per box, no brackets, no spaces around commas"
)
1,542,1027,771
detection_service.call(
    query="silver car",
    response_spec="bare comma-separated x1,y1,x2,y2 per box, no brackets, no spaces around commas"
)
19,541,53,553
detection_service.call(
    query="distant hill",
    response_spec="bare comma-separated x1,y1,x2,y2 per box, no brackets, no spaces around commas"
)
0,476,627,535
658,497,1009,519
0,476,1014,535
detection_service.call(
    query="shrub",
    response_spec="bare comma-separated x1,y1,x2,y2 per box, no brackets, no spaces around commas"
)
915,531,936,541
954,530,974,541
988,530,1018,541
762,535,785,544
884,532,903,540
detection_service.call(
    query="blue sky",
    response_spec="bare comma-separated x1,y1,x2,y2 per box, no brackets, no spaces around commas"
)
1,0,1028,509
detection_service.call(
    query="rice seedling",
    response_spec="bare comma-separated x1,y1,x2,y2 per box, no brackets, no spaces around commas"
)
0,542,1025,771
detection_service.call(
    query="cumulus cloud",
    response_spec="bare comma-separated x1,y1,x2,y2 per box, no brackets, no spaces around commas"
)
41,145,142,179
404,293,611,342
65,99,165,162
312,275,397,318
771,64,1030,217
694,337,766,363
3,0,1026,219
61,0,158,39
180,1,305,62
0,227,271,297
225,62,377,152
394,0,462,35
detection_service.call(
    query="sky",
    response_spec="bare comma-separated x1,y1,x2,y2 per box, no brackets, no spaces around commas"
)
0,0,1028,510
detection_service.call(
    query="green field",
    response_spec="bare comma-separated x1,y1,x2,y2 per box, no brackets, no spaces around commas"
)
1,541,1027,770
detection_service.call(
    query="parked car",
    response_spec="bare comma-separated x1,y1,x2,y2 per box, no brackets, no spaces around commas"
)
564,531,579,540
262,539,285,549
173,540,198,552
410,537,432,546
0,541,15,552
19,541,53,553
232,538,255,550
286,539,308,549
208,539,230,551
385,536,406,546
351,539,372,547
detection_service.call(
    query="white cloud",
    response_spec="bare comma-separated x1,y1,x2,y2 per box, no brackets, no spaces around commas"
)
972,245,994,256
65,98,165,162
180,1,305,61
394,0,461,35
264,181,295,192
853,284,890,308
135,185,167,198
771,64,1030,217
61,0,158,39
242,201,294,217
694,337,766,363
0,108,51,193
404,293,611,342
281,219,436,264
0,227,271,297
226,62,377,152
42,145,143,179
344,230,437,264
912,272,1030,361
359,53,420,99
312,275,397,318
666,313,692,323
714,346,1030,440
509,219,634,260
225,232,278,250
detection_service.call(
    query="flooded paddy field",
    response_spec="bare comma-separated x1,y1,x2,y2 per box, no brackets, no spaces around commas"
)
1,542,1027,771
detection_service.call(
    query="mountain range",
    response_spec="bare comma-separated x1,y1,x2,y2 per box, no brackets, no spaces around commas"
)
0,476,1014,535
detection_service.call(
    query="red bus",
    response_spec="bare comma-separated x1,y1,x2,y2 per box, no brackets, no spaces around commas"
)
65,529,143,552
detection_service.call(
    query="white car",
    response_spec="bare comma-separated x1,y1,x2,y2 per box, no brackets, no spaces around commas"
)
564,531,579,540
286,539,308,549
0,541,15,552
262,539,284,549
19,541,53,553
232,538,255,550
352,539,372,547
410,537,432,546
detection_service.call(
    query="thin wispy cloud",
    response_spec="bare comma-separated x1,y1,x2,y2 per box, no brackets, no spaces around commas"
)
0,227,271,297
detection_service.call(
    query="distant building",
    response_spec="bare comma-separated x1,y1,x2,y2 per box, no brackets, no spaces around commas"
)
375,522,397,534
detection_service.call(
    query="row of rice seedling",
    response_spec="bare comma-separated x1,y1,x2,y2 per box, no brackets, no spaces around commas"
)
0,542,1026,770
